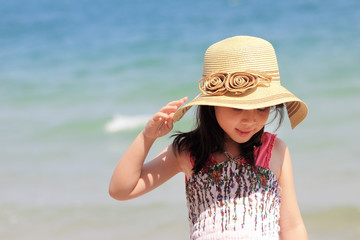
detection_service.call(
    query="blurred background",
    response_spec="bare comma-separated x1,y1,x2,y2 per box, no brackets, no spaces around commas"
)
1,0,359,239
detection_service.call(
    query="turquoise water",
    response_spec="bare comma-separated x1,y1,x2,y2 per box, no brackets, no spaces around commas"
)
1,0,360,239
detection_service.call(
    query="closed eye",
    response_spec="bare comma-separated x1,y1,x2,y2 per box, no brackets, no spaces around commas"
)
257,107,270,112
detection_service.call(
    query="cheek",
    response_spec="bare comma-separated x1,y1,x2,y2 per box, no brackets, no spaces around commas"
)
215,111,227,129
262,112,269,124
259,111,270,124
215,109,234,130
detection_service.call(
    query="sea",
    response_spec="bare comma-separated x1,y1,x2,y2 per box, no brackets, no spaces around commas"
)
1,0,360,239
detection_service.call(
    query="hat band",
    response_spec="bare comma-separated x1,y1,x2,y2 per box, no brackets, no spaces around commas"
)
199,71,272,96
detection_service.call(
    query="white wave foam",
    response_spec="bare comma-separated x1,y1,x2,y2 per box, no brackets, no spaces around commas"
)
105,115,150,133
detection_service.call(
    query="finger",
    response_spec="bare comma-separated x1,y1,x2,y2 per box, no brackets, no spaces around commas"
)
159,105,178,114
170,97,188,107
168,112,175,119
166,119,173,130
167,97,188,107
154,112,169,122
166,112,178,127
160,97,188,114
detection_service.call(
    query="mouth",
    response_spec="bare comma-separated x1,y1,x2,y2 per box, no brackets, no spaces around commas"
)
236,129,252,137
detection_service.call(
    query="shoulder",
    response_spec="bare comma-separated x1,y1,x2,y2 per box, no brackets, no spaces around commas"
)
170,145,193,177
255,132,277,169
269,137,288,179
273,137,288,152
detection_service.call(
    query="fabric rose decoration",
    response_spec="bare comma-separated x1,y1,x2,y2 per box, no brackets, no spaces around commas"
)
198,73,228,96
199,71,271,96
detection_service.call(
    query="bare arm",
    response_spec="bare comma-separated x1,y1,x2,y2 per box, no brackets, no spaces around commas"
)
109,97,188,200
275,139,308,240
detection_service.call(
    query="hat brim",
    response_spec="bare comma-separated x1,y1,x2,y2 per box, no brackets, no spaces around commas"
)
173,82,308,129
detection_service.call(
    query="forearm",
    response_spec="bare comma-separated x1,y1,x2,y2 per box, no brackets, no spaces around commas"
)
280,223,308,240
109,130,155,200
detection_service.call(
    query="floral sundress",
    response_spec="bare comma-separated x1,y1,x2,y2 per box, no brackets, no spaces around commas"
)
186,132,280,240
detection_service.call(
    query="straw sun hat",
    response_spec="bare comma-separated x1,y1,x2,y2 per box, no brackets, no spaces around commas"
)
173,36,308,129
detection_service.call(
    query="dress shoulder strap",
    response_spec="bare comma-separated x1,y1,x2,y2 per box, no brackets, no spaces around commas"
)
188,132,277,170
254,132,277,170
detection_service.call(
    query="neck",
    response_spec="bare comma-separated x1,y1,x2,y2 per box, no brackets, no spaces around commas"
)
224,141,241,158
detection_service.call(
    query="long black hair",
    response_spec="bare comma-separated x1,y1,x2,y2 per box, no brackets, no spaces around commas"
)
172,105,284,174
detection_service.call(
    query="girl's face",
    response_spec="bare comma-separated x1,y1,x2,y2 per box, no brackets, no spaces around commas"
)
214,106,270,144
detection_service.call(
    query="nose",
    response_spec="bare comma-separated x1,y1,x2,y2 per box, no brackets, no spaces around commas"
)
240,110,257,124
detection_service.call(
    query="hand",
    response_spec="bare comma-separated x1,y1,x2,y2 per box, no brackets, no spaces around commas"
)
143,97,188,140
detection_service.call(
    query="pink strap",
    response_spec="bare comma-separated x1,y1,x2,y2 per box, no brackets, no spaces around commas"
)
187,132,276,169
254,132,277,169
189,152,195,167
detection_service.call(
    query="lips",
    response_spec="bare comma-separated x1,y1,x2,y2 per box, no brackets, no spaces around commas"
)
236,129,252,137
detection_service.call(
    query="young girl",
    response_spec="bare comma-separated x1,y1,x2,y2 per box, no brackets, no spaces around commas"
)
109,36,309,240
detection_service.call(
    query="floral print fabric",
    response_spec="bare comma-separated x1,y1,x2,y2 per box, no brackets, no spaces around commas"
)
186,134,280,240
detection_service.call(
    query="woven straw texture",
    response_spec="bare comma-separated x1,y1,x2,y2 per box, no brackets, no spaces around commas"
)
173,36,308,129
